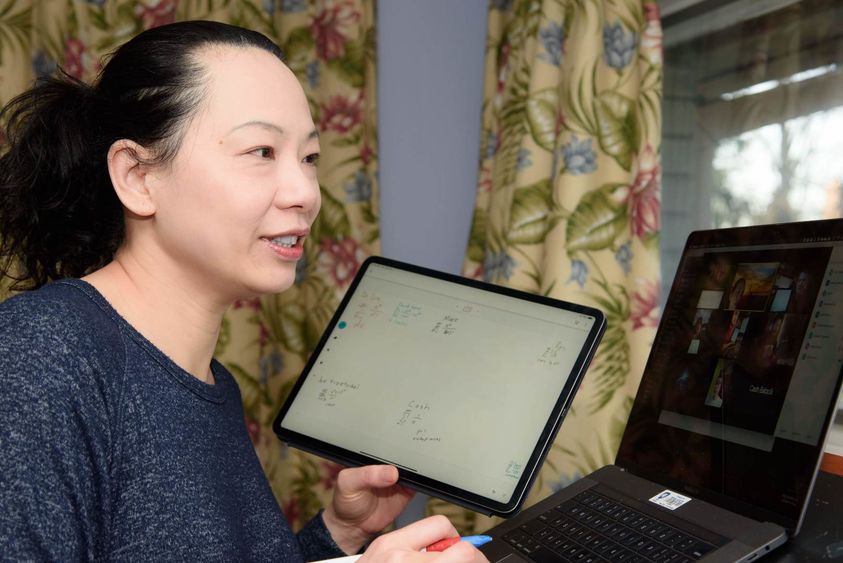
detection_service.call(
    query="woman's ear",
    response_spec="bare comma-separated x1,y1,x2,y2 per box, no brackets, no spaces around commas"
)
107,139,158,217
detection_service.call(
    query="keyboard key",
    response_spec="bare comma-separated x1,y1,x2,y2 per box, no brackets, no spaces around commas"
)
638,540,662,556
654,528,677,543
650,546,674,561
502,531,532,551
605,523,623,536
520,540,542,555
564,523,584,537
581,530,599,544
629,536,654,552
619,511,638,525
662,532,689,547
598,542,626,558
555,539,576,552
595,519,615,534
614,549,637,561
646,523,670,538
675,537,697,551
585,535,606,551
578,492,599,505
680,541,714,559
634,518,657,534
550,515,568,529
542,530,560,542
614,527,634,541
605,504,624,518
537,509,558,524
582,511,599,524
561,503,581,516
563,546,586,560
546,536,566,551
620,532,645,547
520,519,548,535
627,514,647,528
570,527,589,541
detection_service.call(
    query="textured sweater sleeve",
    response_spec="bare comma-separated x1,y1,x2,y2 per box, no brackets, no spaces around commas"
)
296,510,347,561
0,296,118,560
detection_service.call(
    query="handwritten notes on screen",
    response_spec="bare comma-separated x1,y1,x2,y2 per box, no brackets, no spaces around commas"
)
281,264,595,503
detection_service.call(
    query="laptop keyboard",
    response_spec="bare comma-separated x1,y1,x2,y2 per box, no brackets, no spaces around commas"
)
501,490,718,563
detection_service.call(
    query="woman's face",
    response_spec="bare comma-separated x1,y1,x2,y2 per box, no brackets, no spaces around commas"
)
148,46,321,303
729,278,744,304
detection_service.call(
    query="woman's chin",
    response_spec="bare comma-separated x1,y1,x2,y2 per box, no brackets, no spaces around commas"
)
245,273,298,298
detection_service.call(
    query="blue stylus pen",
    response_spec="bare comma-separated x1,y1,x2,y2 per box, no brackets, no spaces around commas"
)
313,536,495,563
426,535,493,551
464,535,493,547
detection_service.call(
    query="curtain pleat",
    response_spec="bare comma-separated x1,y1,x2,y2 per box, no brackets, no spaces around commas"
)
434,0,663,533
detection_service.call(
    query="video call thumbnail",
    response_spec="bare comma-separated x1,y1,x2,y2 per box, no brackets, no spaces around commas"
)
659,247,827,441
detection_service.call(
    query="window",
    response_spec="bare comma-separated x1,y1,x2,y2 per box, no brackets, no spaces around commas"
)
661,0,843,447
662,0,843,284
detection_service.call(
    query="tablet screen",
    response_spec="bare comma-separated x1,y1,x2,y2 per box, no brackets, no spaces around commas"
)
274,257,605,515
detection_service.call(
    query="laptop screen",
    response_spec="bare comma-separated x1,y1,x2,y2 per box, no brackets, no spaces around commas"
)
617,219,843,530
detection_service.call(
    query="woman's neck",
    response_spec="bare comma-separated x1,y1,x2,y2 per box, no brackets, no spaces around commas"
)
83,255,227,384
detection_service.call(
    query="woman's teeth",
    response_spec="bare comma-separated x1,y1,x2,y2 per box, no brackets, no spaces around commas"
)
271,235,299,248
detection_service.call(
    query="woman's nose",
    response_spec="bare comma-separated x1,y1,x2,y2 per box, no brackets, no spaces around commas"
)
274,159,321,216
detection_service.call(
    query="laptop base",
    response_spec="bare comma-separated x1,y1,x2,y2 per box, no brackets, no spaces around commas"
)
480,466,786,562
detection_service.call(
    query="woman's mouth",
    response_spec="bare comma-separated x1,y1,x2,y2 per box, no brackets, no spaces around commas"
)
262,234,306,260
269,235,300,248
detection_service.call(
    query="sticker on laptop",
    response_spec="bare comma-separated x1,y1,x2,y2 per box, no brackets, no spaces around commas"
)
649,490,691,510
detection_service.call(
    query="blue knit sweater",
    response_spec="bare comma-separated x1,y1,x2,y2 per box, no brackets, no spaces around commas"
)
0,279,345,561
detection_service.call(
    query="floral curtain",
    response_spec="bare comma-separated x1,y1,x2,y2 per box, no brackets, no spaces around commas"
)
0,0,378,530
432,0,663,533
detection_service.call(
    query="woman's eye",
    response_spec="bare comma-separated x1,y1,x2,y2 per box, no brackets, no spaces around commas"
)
251,147,274,159
304,153,321,167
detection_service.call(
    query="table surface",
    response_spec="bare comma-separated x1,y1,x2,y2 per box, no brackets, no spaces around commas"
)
767,458,843,561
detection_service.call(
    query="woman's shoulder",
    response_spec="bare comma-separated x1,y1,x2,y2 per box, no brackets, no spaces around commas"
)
2,278,115,331
0,279,125,381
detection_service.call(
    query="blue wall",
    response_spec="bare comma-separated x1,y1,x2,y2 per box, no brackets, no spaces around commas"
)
376,0,487,523
377,0,487,276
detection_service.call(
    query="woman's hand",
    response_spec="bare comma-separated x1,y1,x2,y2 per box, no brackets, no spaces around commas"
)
360,515,490,563
322,465,415,554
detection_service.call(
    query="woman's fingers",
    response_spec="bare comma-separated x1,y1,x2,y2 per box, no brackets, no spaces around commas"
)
431,540,488,563
336,465,399,496
369,515,459,552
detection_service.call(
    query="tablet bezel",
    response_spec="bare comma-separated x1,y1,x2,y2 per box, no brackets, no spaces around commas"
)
272,256,606,516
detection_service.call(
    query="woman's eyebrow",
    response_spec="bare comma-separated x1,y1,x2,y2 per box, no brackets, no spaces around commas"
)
226,122,319,144
227,120,285,136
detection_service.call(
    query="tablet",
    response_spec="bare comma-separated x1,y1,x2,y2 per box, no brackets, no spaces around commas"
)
272,256,606,516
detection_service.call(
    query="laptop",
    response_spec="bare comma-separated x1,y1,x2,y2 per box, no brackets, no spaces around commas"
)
480,219,843,563
274,256,606,516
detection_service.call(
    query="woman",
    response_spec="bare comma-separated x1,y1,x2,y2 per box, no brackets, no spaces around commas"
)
0,21,486,563
726,277,745,310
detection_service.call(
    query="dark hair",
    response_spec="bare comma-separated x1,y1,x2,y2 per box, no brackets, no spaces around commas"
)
0,21,283,290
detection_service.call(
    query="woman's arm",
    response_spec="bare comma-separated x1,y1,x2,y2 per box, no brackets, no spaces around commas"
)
0,300,113,559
